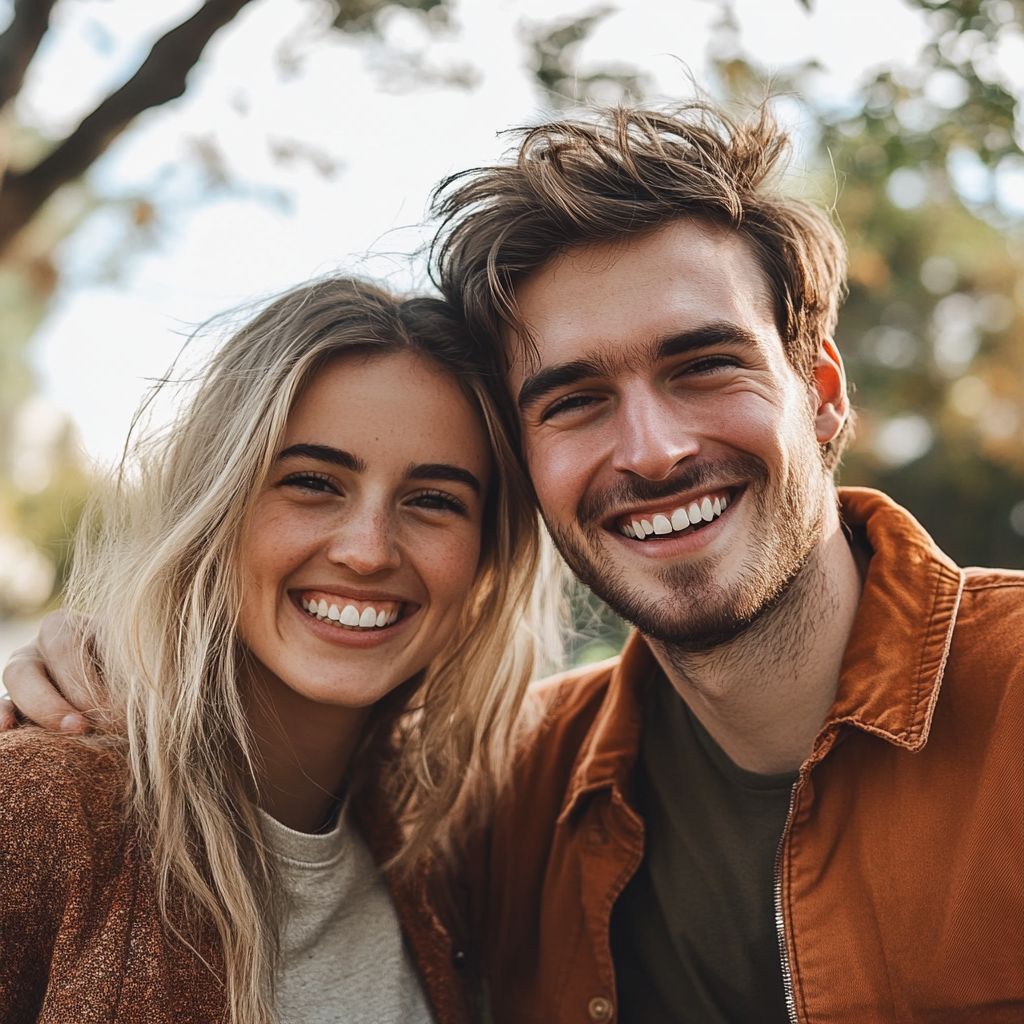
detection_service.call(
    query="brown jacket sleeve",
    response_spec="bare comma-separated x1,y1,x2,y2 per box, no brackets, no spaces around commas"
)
0,730,130,1022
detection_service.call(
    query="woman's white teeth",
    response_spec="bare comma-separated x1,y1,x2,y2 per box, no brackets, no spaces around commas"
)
301,598,399,629
621,493,728,540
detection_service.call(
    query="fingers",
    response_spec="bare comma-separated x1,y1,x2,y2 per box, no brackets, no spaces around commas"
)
37,610,101,716
1,640,91,733
0,695,17,732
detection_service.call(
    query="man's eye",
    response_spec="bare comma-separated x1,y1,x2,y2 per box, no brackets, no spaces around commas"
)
409,490,468,515
681,355,739,375
542,393,598,421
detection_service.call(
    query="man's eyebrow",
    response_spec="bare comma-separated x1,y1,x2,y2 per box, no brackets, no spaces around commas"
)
655,322,761,360
517,359,607,413
276,444,365,472
407,463,481,495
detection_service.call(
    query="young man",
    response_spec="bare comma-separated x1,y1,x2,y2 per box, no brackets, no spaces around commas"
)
429,104,1023,1023
5,103,1023,1023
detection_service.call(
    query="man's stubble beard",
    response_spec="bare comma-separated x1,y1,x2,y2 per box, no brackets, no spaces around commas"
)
546,447,831,654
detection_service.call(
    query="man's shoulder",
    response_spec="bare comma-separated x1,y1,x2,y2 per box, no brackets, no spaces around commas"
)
952,565,1024,679
529,654,623,711
961,564,1024,592
511,654,629,782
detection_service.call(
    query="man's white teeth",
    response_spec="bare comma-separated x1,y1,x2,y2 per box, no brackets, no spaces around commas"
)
621,493,728,540
301,598,399,630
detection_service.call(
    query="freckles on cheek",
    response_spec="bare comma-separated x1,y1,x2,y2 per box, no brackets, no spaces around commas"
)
431,532,483,597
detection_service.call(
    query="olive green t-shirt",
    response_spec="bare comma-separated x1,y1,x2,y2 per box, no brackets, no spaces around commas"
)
610,673,797,1024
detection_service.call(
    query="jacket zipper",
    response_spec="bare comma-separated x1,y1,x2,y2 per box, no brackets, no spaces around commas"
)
774,777,801,1024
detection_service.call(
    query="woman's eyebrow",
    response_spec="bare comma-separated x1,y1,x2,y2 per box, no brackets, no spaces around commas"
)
276,444,365,472
407,463,481,495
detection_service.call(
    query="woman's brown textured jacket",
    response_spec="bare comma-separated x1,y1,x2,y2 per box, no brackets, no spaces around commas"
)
0,729,474,1023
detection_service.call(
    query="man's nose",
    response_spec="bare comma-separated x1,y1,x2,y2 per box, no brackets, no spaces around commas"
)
610,389,699,480
324,507,402,575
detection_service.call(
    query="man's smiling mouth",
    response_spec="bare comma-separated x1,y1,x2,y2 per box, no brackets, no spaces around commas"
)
300,593,402,630
614,488,732,541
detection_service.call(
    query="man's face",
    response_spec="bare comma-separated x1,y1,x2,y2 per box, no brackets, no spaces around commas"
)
509,218,844,650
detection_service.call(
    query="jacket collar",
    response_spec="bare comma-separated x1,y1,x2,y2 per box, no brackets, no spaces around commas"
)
825,487,964,751
560,487,965,819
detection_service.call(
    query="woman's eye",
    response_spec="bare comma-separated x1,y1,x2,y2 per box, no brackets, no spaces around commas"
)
279,472,338,494
409,490,468,515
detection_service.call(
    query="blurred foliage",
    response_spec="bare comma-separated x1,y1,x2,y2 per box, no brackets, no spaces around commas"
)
521,6,648,109
791,0,1024,568
326,0,450,33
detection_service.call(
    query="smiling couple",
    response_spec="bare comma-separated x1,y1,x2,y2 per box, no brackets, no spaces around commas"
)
1,102,1021,1024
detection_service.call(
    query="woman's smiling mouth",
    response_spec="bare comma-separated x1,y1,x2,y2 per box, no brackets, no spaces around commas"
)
299,592,404,630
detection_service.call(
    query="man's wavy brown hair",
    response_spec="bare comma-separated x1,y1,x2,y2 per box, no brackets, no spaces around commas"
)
431,101,852,469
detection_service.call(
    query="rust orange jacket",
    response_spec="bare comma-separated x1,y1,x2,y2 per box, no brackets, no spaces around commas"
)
470,488,1024,1024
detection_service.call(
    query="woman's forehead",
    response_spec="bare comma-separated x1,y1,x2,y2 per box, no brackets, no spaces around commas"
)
285,349,491,471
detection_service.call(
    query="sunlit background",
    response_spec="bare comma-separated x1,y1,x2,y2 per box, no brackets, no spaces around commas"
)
1,0,1023,668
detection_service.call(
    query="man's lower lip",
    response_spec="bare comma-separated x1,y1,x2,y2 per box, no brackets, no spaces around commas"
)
610,487,742,546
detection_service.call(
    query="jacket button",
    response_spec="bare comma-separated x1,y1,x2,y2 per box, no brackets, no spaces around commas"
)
587,827,609,845
588,996,613,1021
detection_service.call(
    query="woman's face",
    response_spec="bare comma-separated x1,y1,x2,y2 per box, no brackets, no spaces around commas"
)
237,349,491,710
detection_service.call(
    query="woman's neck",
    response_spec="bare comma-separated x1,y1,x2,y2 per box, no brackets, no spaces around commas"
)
244,666,373,833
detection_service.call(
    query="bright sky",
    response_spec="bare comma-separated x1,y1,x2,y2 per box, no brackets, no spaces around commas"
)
5,0,982,462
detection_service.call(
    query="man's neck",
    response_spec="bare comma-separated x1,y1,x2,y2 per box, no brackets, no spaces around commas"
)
647,514,865,775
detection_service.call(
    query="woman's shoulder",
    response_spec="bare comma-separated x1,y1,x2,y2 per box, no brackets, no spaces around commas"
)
0,728,127,842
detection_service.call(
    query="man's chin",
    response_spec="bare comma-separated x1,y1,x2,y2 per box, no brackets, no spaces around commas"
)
604,585,775,653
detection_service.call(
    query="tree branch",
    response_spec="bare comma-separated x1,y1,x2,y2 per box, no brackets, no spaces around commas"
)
0,0,257,254
0,0,61,110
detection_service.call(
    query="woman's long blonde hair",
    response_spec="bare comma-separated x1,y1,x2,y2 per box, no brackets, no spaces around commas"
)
64,277,555,1023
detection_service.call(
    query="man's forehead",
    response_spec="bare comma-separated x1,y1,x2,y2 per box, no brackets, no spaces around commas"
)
504,219,777,380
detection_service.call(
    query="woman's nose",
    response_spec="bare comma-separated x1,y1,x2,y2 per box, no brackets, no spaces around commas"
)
324,508,401,575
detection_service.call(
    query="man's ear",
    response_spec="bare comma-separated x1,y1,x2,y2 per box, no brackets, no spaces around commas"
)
811,338,849,444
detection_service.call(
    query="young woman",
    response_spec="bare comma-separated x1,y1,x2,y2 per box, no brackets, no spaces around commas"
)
0,278,552,1024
